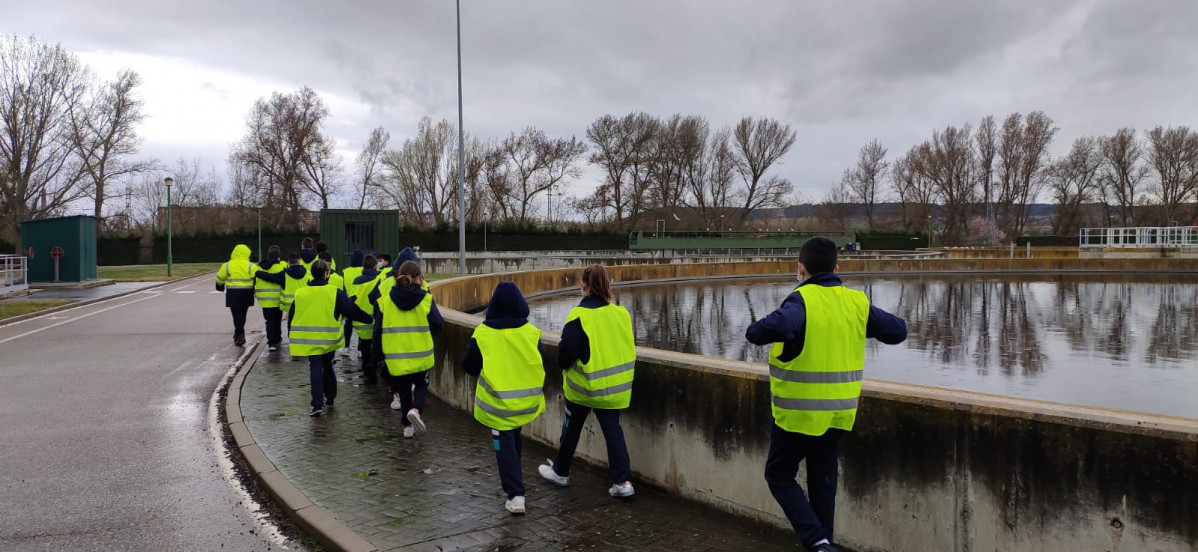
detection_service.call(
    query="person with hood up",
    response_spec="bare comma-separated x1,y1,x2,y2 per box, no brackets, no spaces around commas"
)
371,261,444,437
290,259,372,417
350,255,385,383
254,245,288,351
215,244,258,346
368,247,425,306
537,264,637,498
460,282,548,515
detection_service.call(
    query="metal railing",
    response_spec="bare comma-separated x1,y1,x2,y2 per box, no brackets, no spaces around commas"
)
1079,226,1198,248
1,254,29,296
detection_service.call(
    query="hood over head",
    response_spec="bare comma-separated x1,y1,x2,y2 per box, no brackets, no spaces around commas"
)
349,249,364,267
484,282,529,322
398,247,419,265
230,244,251,260
388,284,430,310
299,249,317,263
283,264,308,279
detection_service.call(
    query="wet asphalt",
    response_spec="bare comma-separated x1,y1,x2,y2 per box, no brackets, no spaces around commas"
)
0,277,296,551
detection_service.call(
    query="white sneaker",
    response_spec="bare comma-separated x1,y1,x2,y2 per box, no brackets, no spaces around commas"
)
504,495,526,514
407,409,427,436
538,461,569,487
403,426,415,439
390,394,402,410
609,482,635,498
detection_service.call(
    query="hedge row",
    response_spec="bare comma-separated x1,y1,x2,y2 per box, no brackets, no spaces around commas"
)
858,234,926,250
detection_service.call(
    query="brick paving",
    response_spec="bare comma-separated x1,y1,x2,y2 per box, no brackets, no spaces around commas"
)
241,346,801,552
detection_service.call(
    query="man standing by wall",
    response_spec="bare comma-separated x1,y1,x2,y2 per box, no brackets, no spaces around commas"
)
745,237,907,552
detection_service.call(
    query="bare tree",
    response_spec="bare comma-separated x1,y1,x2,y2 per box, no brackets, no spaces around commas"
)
231,86,334,226
818,181,854,231
920,124,976,243
354,127,389,209
731,116,797,221
225,155,264,211
585,112,657,226
1048,137,1103,235
0,35,92,240
686,127,739,228
496,126,587,224
72,69,155,226
378,117,458,225
975,115,997,219
995,111,1057,237
842,139,888,228
891,148,936,232
647,114,705,213
1145,125,1198,225
300,133,340,209
1098,128,1150,226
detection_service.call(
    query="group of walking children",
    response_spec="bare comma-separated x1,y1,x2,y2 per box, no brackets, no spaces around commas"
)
216,242,637,515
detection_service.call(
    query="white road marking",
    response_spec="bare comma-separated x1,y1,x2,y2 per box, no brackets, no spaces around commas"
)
177,291,196,294
0,293,158,345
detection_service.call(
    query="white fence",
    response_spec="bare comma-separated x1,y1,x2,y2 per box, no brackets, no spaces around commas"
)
1,254,29,296
1079,226,1198,248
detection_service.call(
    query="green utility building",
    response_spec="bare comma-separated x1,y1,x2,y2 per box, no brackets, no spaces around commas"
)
318,209,400,268
20,215,98,282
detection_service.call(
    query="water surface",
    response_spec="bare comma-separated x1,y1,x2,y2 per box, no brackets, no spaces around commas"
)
527,274,1198,418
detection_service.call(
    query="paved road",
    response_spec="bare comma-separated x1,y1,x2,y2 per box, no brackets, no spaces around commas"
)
0,277,292,551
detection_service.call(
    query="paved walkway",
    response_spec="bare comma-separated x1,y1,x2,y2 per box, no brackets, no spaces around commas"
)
241,346,801,551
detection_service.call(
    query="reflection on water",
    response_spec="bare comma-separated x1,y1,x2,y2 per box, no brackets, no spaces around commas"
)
527,274,1198,418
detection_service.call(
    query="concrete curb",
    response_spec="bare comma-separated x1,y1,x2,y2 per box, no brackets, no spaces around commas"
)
0,272,212,327
224,343,379,552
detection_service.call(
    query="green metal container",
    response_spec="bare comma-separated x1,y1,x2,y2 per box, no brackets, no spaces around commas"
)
318,210,401,269
20,215,98,282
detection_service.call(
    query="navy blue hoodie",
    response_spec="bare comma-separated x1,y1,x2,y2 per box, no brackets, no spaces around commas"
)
348,249,364,268
254,263,308,285
370,282,444,365
460,282,546,377
353,267,380,287
299,249,317,265
369,247,421,303
745,273,908,363
557,294,610,370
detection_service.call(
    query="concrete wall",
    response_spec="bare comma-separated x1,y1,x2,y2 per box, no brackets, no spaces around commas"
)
426,259,1198,552
418,251,944,275
1080,247,1198,259
927,246,1079,259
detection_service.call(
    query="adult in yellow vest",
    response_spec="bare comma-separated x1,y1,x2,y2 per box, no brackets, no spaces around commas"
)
349,254,384,384
340,249,366,349
370,261,444,438
460,282,546,515
254,245,287,351
537,264,636,498
254,253,310,330
746,237,907,552
289,259,372,417
215,244,258,346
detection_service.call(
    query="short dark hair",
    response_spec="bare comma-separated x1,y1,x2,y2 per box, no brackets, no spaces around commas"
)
799,237,838,275
310,259,330,279
315,240,328,253
318,251,332,262
287,253,301,264
378,254,392,264
267,245,281,258
301,237,314,250
363,255,377,270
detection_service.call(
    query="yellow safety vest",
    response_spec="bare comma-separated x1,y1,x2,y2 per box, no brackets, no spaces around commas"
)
280,268,308,313
342,266,364,297
472,323,545,431
288,285,345,356
254,261,286,308
378,293,435,376
351,273,384,340
563,304,636,409
216,260,256,291
769,285,869,436
375,275,428,299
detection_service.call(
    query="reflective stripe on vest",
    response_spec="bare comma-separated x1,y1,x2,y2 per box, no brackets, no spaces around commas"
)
217,261,256,290
562,304,636,409
378,293,435,376
287,285,344,356
279,271,308,312
768,284,869,436
471,323,545,431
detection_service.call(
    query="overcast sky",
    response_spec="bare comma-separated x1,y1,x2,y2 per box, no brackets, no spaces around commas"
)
8,0,1198,204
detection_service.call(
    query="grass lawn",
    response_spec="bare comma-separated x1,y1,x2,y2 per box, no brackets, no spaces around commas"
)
98,262,222,282
0,299,75,321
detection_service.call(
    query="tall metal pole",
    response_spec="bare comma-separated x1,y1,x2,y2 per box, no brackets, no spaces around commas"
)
456,0,466,275
166,182,173,277
257,208,262,262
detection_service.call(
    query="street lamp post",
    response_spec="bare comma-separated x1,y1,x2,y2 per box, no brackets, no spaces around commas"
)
926,213,933,248
455,0,466,275
257,207,262,262
164,177,174,277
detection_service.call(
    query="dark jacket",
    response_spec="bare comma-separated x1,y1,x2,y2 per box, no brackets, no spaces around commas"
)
370,284,444,364
217,245,256,309
387,247,419,277
745,273,907,363
460,282,546,377
254,263,306,285
349,249,364,268
287,278,372,326
299,249,317,265
557,294,610,370
258,256,283,271
353,268,380,287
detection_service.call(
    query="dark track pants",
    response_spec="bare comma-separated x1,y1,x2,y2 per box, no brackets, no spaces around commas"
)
230,305,249,336
764,423,845,549
262,307,283,346
551,399,632,484
387,370,429,423
307,352,336,410
493,427,525,499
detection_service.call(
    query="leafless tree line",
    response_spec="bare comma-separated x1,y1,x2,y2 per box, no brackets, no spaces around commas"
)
836,112,1198,243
